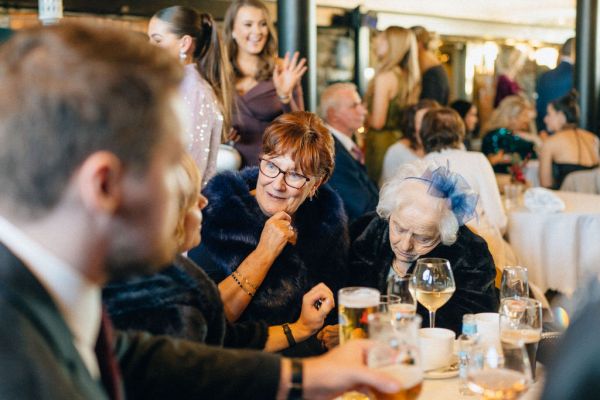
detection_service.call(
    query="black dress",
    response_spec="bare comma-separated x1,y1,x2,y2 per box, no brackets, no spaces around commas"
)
348,213,499,334
420,65,450,106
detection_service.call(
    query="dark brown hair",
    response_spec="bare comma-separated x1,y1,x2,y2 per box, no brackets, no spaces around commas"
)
420,107,466,153
0,23,183,217
223,0,278,81
401,99,440,150
262,111,334,183
154,6,232,134
550,89,579,126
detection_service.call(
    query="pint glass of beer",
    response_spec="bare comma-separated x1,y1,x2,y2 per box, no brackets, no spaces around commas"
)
368,313,423,400
338,287,380,345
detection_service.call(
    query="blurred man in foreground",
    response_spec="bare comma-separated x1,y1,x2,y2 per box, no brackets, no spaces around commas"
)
0,23,399,399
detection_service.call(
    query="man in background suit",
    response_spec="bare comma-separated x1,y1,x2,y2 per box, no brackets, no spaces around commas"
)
536,37,575,132
320,83,379,223
0,23,400,400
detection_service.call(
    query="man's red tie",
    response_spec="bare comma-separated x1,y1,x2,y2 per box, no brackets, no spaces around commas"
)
95,309,123,400
350,144,365,165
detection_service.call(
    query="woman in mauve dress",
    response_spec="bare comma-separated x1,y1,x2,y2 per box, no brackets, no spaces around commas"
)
223,0,306,167
149,6,232,186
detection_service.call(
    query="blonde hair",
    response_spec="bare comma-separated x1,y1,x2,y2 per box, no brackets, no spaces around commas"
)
485,95,532,132
174,152,202,248
371,26,421,106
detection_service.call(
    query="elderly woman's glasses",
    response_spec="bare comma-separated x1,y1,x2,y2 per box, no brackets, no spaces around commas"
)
259,158,310,189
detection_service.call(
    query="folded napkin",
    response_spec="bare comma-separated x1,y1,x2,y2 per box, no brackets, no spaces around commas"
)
523,188,565,213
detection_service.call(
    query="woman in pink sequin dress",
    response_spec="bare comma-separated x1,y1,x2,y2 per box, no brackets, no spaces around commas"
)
149,6,232,185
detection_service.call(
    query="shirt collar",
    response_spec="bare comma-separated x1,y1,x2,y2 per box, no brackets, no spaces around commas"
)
0,215,101,378
326,123,357,153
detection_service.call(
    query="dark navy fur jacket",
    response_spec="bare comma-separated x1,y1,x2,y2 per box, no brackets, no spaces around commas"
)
188,167,350,326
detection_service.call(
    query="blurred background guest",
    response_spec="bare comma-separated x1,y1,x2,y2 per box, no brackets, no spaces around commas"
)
224,0,306,167
380,99,440,186
148,6,230,185
536,38,575,132
104,153,334,352
482,95,539,174
320,83,378,223
450,99,479,150
421,108,516,270
349,162,499,334
365,26,420,183
493,48,526,107
189,112,348,354
411,25,450,106
539,90,599,189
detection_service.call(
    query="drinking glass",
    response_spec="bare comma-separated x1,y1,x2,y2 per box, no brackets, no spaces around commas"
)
387,273,417,315
500,266,529,300
338,287,380,345
467,341,532,399
499,297,542,380
413,258,456,328
368,313,423,400
378,294,401,314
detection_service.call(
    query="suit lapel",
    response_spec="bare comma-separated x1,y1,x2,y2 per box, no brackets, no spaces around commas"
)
0,243,109,399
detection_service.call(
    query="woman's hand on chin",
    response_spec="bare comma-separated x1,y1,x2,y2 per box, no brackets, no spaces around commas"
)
256,211,296,260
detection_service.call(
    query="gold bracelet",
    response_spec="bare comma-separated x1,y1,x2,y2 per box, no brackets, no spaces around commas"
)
233,269,258,291
231,271,254,297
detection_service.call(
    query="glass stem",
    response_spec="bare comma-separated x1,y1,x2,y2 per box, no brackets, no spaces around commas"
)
429,310,435,328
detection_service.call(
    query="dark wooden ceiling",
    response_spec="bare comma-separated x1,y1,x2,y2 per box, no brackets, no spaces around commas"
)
0,1,234,18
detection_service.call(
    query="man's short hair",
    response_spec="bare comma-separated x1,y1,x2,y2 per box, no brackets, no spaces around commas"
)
561,37,574,57
0,23,183,218
319,82,358,121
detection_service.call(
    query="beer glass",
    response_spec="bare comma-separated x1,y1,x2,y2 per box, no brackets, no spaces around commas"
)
338,287,380,345
413,258,455,328
467,341,532,399
499,297,542,380
387,273,417,315
368,313,423,400
500,266,529,300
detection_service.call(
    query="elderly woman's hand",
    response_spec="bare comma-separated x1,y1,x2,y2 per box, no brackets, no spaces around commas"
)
256,211,297,259
291,283,335,342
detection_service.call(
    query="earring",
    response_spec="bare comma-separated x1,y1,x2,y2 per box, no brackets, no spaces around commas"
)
179,49,186,62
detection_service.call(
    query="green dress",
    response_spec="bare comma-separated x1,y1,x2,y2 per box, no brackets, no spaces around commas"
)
365,73,406,184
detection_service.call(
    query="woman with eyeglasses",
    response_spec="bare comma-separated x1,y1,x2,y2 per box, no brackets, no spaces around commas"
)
348,161,498,334
188,111,348,355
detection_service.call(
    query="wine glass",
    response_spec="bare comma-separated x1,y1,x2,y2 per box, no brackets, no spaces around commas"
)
368,312,423,400
499,297,542,379
500,266,529,300
387,273,417,315
413,258,456,328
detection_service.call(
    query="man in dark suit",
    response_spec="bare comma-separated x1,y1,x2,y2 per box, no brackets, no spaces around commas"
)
0,23,400,400
320,83,379,223
536,38,574,132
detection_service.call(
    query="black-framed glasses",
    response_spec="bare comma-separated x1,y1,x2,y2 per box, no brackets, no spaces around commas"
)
259,158,310,189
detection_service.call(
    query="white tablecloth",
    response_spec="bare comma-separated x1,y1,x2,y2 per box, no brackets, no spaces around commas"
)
507,191,600,295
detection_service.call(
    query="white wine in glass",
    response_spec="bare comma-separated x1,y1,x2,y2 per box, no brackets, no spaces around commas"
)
413,258,455,328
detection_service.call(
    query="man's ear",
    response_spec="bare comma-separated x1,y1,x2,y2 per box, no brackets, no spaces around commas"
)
76,151,124,215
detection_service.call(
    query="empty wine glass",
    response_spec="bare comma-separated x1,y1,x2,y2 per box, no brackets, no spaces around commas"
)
467,341,532,399
499,297,542,379
387,273,417,315
413,258,456,328
500,266,529,300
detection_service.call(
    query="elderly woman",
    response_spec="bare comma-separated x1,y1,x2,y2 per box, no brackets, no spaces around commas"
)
104,153,334,353
349,161,499,334
189,111,348,331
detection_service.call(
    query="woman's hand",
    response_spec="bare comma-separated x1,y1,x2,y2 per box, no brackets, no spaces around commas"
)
291,283,335,341
256,211,297,260
317,324,340,350
273,51,307,102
